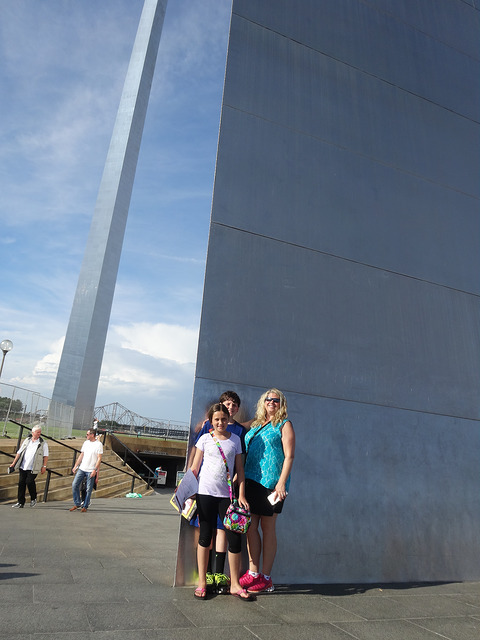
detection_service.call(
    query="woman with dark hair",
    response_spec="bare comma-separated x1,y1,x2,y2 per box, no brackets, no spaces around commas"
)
240,388,295,593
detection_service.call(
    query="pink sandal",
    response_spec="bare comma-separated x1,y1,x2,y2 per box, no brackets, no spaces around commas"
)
194,587,207,600
231,588,256,601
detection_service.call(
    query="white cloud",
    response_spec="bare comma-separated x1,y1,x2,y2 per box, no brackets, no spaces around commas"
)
8,335,64,393
113,322,199,365
32,337,65,377
96,341,196,421
7,321,198,422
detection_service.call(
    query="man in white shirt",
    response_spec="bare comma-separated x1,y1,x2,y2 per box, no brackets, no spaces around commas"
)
9,425,49,508
70,429,103,512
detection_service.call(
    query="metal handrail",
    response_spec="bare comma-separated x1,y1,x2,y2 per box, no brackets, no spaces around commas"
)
9,420,153,500
0,447,62,478
0,447,62,503
99,429,157,488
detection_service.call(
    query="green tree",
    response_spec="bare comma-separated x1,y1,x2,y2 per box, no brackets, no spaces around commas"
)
0,396,23,413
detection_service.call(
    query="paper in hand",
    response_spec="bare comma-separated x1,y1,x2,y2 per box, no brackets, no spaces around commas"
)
171,468,198,511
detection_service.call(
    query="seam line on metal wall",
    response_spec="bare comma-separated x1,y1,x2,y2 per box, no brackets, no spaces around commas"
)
211,222,480,298
194,374,480,423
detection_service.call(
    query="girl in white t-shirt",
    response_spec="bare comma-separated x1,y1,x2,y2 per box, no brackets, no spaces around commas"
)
190,403,254,601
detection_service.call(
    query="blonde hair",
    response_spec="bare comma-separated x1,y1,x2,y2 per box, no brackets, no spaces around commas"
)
251,388,288,428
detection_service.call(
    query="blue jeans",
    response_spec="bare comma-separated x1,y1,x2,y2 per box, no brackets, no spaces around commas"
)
72,469,95,509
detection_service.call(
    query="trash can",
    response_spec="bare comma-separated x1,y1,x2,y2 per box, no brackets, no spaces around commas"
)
155,467,167,486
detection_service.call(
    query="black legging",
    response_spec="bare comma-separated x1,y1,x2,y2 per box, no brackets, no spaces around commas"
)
196,494,242,554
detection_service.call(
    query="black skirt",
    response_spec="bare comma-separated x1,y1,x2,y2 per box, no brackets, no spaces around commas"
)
245,478,285,516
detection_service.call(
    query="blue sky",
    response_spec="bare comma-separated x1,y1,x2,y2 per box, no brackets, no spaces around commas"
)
0,0,231,422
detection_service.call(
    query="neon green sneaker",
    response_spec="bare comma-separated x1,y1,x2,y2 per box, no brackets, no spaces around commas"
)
214,572,231,594
206,572,215,593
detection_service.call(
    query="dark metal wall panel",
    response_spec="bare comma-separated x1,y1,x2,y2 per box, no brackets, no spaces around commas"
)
196,225,480,419
365,0,480,57
233,0,480,118
185,377,480,583
224,15,478,196
283,391,480,583
213,107,480,293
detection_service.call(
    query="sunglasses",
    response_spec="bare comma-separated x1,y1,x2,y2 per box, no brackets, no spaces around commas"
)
265,397,280,403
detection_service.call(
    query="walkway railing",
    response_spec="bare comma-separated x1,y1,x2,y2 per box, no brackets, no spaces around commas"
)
99,430,157,488
0,446,63,504
9,420,153,501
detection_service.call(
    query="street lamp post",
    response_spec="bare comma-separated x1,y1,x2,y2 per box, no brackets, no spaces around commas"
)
0,339,13,378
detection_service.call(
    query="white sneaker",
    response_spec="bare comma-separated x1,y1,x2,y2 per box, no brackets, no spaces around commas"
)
12,503,24,508
30,499,37,507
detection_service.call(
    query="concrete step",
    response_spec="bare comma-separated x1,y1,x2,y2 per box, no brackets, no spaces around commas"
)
0,438,151,504
0,465,146,493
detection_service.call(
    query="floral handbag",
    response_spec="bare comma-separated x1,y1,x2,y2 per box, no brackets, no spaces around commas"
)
223,498,251,534
210,430,251,534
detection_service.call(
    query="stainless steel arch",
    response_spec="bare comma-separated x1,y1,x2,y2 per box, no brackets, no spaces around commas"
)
177,0,480,585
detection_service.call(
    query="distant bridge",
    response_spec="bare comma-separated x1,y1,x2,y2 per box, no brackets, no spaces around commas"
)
94,402,189,441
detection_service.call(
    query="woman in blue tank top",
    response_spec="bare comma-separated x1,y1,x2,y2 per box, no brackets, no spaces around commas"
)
240,388,295,594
